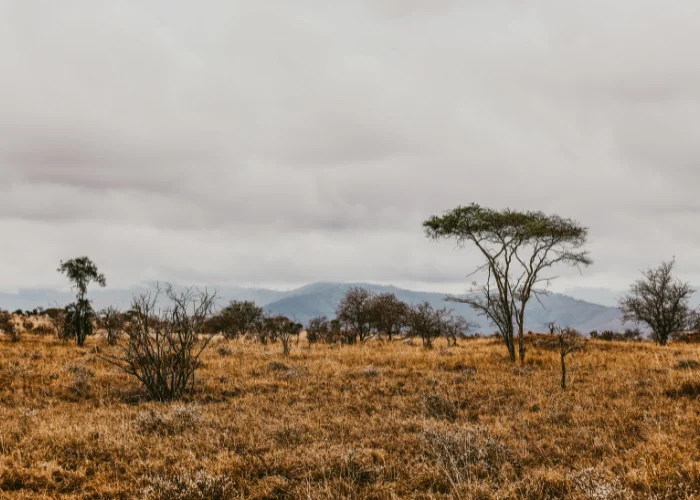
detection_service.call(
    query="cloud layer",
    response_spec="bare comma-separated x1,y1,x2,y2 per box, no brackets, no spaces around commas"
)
2,1,700,296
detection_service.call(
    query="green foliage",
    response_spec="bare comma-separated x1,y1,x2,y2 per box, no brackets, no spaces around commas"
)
423,203,591,362
57,256,106,346
219,300,264,339
57,256,106,298
64,299,97,346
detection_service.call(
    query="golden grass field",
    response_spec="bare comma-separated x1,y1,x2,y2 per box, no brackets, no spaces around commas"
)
0,332,698,499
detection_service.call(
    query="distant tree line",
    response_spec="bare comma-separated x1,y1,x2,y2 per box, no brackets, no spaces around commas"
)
2,203,700,401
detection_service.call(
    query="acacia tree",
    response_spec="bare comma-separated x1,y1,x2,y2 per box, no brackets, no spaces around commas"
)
369,293,408,341
618,260,694,346
336,287,375,343
58,257,107,346
424,204,591,363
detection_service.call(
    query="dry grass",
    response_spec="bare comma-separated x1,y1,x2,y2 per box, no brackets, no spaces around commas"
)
0,334,698,499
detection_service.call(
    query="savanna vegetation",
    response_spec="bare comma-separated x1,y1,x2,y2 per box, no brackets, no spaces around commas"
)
0,205,699,498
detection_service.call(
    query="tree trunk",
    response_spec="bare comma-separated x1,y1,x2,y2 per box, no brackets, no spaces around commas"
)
504,332,516,362
560,352,566,390
518,328,526,364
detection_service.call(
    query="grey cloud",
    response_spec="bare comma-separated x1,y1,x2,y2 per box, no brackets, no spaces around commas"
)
1,0,700,298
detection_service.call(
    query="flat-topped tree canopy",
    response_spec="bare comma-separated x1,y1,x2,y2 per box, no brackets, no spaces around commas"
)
423,203,592,363
423,204,590,253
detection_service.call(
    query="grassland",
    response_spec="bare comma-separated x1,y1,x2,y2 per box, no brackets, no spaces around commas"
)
0,334,698,499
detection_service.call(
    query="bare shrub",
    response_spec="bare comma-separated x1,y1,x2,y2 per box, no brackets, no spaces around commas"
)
548,323,585,390
619,259,694,346
134,409,172,434
405,302,443,348
421,426,517,491
0,310,20,343
361,365,382,379
570,467,629,499
101,285,216,401
141,469,236,499
64,363,94,397
98,306,124,345
134,404,203,435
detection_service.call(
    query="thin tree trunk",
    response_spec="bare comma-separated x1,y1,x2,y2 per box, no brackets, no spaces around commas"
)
518,328,526,364
560,352,566,390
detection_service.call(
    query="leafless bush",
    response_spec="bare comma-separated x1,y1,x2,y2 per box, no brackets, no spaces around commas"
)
361,365,382,379
141,469,236,499
100,284,216,401
98,306,125,345
570,467,629,499
421,426,517,491
134,404,203,435
0,310,20,342
64,363,94,397
548,323,585,390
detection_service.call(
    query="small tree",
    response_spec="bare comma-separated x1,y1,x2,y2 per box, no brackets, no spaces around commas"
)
275,316,303,356
307,316,329,345
406,302,444,348
336,287,375,343
424,204,591,363
444,315,475,346
327,319,343,344
99,306,124,345
619,260,694,346
100,285,216,401
219,300,264,340
250,316,267,344
0,310,19,342
369,293,408,341
45,307,69,340
57,257,106,346
547,323,585,390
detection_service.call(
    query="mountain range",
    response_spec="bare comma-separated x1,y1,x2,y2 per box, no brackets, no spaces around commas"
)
1,281,625,333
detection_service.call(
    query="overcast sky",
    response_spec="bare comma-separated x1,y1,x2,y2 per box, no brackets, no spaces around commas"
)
2,1,700,300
